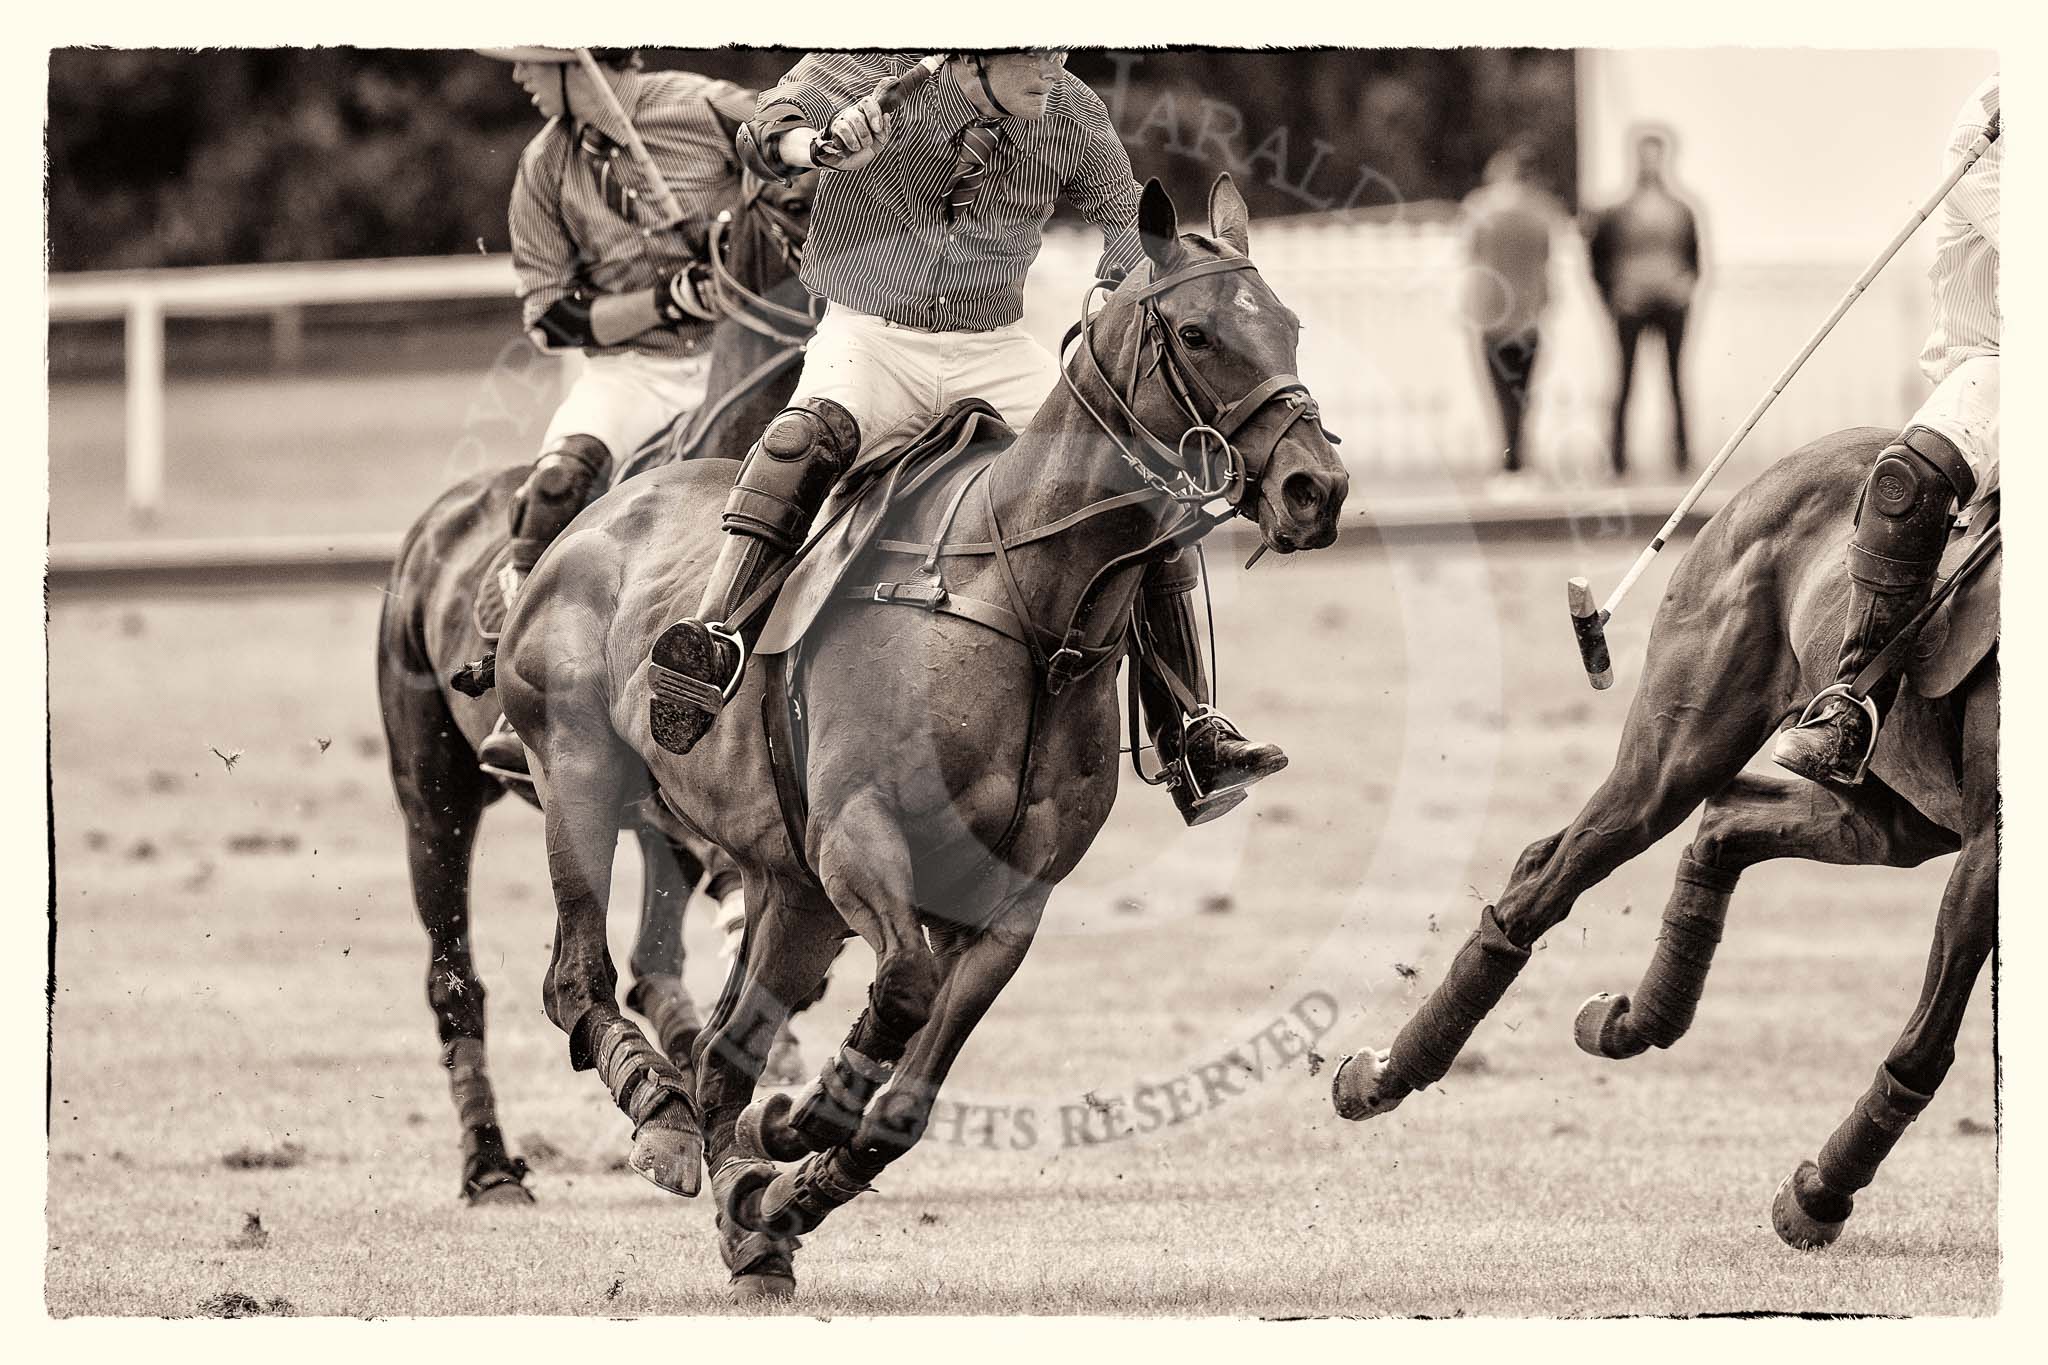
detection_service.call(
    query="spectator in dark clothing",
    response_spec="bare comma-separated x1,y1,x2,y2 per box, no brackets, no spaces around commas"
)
1460,144,1563,477
1587,127,1701,476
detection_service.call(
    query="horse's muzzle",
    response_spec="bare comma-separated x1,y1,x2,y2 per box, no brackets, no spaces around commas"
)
1260,456,1347,553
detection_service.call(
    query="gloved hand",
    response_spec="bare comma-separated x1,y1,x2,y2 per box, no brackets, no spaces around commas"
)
656,262,720,325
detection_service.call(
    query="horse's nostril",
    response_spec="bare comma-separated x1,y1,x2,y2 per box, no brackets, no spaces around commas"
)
1283,471,1323,517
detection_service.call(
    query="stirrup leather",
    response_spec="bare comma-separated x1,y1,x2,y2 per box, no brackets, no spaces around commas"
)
1789,683,1883,785
649,621,748,720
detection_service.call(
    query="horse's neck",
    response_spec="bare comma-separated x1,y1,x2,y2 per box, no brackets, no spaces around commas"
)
986,375,1173,648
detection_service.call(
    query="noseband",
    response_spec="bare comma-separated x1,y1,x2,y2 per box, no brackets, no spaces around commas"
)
1063,252,1326,516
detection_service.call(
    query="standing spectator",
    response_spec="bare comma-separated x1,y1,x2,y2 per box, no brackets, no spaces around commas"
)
1459,144,1564,479
1587,126,1702,476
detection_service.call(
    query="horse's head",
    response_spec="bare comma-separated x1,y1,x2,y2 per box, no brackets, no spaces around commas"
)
1094,175,1349,554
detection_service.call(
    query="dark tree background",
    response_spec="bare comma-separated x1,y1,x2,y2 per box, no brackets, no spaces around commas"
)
47,48,1575,273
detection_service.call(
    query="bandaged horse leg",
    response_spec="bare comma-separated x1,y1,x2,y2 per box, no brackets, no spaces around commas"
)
649,399,858,755
1577,770,1957,1060
478,434,613,773
1335,534,1796,1121
1775,670,1997,1248
526,718,701,1198
1136,548,1287,827
1773,425,1975,785
623,823,707,1076
742,895,1047,1239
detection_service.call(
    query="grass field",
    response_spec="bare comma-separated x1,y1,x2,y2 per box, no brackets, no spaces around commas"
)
45,533,1997,1317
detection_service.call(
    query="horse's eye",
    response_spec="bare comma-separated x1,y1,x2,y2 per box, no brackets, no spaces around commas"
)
786,201,808,216
1178,324,1209,349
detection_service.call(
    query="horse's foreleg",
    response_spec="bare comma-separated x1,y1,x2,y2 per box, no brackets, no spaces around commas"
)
625,823,707,1078
1335,541,1797,1121
531,730,701,1199
747,903,1044,1241
1577,770,1959,1059
1775,672,1996,1249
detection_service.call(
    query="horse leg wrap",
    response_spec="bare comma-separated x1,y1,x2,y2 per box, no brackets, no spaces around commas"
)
1618,852,1739,1052
716,1210,801,1289
626,974,704,1070
591,1016,698,1132
1388,905,1532,1093
443,1039,531,1201
754,1147,878,1237
1803,1063,1936,1223
442,1037,501,1132
790,1041,892,1152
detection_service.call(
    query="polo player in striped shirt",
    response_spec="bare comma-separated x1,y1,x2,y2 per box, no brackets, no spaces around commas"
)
475,46,757,774
1774,73,1999,785
646,50,1287,825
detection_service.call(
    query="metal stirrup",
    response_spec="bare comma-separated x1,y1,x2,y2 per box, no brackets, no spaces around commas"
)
1792,682,1883,785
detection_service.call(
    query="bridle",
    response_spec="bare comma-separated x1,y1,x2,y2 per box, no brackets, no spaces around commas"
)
699,173,822,347
1061,249,1326,518
981,245,1332,693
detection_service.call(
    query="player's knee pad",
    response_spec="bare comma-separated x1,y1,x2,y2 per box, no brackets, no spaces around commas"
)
510,434,613,547
1850,426,1976,591
721,399,860,552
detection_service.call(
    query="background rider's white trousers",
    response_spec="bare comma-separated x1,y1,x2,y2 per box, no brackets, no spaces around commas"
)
1909,352,1997,486
788,303,1062,446
541,349,712,488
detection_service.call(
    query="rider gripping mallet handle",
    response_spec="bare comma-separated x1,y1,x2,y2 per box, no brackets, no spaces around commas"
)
805,54,950,167
1567,114,2000,690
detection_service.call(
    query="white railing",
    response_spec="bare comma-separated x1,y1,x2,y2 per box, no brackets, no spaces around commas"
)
52,223,1934,524
47,254,520,523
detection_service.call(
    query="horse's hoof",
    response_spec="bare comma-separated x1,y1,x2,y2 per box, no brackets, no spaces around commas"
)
730,1273,796,1304
467,1176,536,1207
737,1092,812,1164
1772,1161,1847,1250
714,1156,779,1231
629,1118,703,1198
1331,1048,1402,1121
1573,992,1648,1060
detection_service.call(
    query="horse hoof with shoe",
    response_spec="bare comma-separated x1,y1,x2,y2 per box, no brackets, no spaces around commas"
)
1573,991,1650,1060
1772,1161,1849,1249
737,1091,814,1163
1330,1048,1399,1121
628,1106,705,1197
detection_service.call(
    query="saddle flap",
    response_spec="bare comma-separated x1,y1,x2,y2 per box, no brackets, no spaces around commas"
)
755,400,1015,657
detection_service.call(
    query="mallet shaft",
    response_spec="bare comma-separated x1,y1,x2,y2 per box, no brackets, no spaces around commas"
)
575,48,690,231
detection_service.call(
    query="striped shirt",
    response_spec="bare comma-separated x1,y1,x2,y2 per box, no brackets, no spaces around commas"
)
754,53,1143,332
510,70,757,358
1920,74,2000,385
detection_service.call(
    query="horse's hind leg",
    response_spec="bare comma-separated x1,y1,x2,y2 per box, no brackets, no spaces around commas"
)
625,821,707,1080
1775,671,1996,1249
1335,522,1800,1121
379,648,530,1204
526,717,702,1199
1576,769,1959,1060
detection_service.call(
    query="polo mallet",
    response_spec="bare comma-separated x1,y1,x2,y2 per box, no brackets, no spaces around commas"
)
574,48,691,230
810,54,950,167
1567,114,2000,689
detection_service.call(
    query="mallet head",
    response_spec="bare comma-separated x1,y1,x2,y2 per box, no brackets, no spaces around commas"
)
1567,577,1614,690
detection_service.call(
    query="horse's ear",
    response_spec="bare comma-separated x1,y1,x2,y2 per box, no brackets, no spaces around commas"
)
706,99,744,170
1138,178,1179,271
1208,172,1250,256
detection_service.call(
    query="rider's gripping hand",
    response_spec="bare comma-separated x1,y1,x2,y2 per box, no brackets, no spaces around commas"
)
656,262,719,326
802,77,896,172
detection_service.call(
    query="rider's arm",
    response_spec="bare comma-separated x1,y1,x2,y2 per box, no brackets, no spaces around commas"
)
1061,89,1145,283
1947,117,2000,254
750,51,904,172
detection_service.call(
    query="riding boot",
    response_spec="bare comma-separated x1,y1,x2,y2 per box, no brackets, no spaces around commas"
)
649,399,859,756
478,435,612,776
1136,549,1288,827
1772,426,1976,785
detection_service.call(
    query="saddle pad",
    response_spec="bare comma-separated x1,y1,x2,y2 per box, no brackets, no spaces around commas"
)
756,400,1014,657
471,540,515,641
1911,500,2000,699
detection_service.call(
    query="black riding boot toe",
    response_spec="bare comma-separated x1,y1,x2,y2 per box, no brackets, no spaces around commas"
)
649,619,739,756
1771,696,1874,786
477,716,530,776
